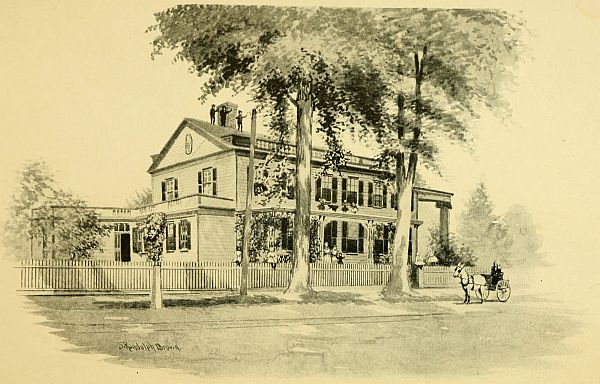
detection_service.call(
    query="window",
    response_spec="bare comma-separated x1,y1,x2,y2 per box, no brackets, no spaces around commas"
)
391,192,397,210
323,221,338,250
341,221,365,254
373,183,386,208
341,178,358,204
178,220,191,250
374,224,393,256
286,176,295,200
166,222,176,252
281,217,294,251
368,182,373,207
347,178,357,204
198,167,218,196
316,175,338,204
132,227,144,254
161,178,179,201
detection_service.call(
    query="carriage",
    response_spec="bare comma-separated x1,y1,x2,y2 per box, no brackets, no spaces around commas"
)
453,263,512,304
474,270,511,302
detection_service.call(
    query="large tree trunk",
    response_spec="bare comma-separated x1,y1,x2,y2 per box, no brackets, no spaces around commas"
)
284,82,313,298
150,262,163,309
240,109,257,296
383,153,417,298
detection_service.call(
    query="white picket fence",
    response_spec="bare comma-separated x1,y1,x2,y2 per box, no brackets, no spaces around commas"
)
16,259,391,292
16,260,536,293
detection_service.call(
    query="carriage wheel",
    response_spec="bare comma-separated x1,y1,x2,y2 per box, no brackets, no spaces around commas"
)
496,280,511,302
474,285,490,301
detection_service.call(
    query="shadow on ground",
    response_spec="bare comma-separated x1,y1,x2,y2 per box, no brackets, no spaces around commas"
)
297,290,371,305
94,294,282,309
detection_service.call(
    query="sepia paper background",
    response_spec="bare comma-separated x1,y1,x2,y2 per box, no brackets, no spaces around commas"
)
0,0,599,383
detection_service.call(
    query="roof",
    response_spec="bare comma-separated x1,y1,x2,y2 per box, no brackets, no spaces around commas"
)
185,118,273,142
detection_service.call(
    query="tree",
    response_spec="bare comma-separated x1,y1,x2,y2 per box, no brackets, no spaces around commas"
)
31,202,111,260
355,9,526,297
4,160,110,260
125,188,153,208
503,204,544,268
150,6,525,298
426,226,476,267
458,181,511,268
137,212,167,309
150,5,395,298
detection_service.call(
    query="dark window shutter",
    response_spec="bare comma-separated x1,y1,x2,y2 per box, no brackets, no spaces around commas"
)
198,171,203,194
187,220,192,250
281,218,288,249
358,181,364,206
315,177,321,201
359,224,365,253
174,178,179,199
341,221,348,253
332,177,338,203
132,228,139,253
178,221,183,249
213,168,218,196
161,181,166,201
368,182,373,207
383,185,387,208
341,178,347,203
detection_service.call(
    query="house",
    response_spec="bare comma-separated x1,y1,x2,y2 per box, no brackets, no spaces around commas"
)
31,102,453,267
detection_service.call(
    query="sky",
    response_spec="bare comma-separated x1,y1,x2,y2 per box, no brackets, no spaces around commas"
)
1,0,599,282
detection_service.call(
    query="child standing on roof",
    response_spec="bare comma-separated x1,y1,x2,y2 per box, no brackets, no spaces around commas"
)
209,104,216,124
236,110,247,131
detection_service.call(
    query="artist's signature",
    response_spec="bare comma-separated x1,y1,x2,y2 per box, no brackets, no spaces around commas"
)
119,342,181,352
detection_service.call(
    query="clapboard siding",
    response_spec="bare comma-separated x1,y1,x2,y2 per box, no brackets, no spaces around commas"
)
152,153,236,204
198,214,236,262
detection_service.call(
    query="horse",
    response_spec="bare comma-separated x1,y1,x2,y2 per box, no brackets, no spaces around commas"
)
453,263,487,304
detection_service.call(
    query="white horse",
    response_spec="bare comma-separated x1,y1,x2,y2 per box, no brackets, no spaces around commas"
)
453,263,487,304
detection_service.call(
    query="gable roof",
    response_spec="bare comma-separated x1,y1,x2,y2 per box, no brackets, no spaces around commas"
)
147,119,233,173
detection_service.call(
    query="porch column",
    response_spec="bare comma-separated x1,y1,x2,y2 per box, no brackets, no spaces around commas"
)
367,220,373,261
436,201,451,245
318,215,325,260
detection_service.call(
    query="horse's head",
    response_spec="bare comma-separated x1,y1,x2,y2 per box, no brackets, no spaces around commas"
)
453,263,465,278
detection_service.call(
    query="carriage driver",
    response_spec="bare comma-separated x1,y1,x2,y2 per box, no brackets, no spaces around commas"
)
491,262,502,285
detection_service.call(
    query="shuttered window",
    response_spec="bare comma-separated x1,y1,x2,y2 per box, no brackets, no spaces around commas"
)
162,178,178,201
341,221,365,254
178,220,191,250
166,222,176,252
198,167,218,196
373,183,384,208
368,182,373,207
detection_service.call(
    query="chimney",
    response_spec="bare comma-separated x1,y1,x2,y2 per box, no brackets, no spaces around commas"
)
216,102,238,129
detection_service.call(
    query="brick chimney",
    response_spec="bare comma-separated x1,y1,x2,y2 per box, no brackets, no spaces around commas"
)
216,102,238,129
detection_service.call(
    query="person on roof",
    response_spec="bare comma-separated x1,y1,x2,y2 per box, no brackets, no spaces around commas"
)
218,105,232,127
209,104,216,124
236,110,247,131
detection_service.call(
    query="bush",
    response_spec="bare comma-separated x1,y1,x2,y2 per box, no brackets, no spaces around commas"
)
427,226,476,267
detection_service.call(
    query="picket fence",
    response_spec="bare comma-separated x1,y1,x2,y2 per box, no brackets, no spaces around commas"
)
16,260,535,293
17,259,391,292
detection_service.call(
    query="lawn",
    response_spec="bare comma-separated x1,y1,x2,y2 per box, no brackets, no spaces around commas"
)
26,287,581,378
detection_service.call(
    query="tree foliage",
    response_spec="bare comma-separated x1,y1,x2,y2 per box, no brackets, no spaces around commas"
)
426,226,476,267
125,188,153,208
458,181,511,267
4,160,110,260
137,213,167,264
